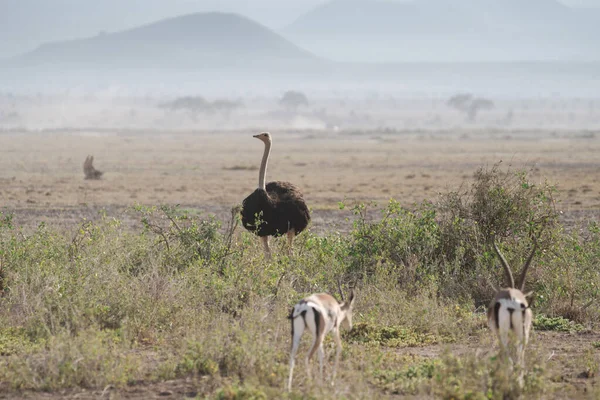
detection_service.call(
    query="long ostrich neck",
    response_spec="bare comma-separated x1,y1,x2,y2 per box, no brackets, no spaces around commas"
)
258,140,271,190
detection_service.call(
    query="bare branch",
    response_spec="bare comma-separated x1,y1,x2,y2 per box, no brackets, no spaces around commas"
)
581,298,596,311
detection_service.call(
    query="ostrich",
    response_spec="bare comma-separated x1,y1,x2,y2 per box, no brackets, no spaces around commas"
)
241,132,310,257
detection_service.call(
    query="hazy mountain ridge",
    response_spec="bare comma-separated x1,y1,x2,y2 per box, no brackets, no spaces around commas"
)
2,6,599,97
0,0,329,58
7,12,317,69
283,0,600,62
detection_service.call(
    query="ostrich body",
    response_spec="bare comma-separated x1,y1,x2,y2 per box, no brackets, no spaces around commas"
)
241,132,310,257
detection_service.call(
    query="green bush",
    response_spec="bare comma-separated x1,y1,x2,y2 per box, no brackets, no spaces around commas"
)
0,166,597,398
435,163,559,305
533,315,584,333
346,322,448,348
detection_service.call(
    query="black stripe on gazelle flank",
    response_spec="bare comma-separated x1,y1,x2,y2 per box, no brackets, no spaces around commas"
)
313,307,321,337
288,307,295,342
289,308,294,345
521,303,527,338
494,302,501,330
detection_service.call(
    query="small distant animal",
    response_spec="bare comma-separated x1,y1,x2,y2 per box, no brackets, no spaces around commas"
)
240,132,310,257
287,286,355,391
488,236,538,386
83,155,103,180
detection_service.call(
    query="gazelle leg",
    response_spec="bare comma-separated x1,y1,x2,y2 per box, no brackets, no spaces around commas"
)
287,228,295,256
261,236,271,259
305,334,320,382
332,329,342,384
288,317,304,391
496,327,513,368
305,308,324,384
317,343,325,383
517,343,525,388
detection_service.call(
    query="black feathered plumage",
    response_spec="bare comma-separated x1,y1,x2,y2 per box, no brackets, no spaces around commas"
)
241,181,310,237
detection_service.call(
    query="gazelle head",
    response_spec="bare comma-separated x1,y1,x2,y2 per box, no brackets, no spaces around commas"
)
337,287,356,330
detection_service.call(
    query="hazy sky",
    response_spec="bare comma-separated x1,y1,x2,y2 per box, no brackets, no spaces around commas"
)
562,0,600,5
1,0,598,58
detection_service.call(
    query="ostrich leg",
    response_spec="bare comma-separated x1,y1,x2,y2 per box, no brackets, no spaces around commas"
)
287,228,296,256
261,236,271,259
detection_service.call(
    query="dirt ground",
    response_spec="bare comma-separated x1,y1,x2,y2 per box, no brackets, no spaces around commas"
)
1,130,599,234
0,129,599,398
2,331,598,399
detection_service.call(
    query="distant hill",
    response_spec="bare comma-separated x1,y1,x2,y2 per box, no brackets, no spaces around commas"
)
0,0,325,58
283,0,600,62
9,12,317,69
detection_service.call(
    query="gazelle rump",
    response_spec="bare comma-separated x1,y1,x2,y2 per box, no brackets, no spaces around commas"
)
488,237,538,384
287,290,355,391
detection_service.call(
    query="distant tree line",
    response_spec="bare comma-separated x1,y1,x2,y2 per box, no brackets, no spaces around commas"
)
447,93,494,122
159,96,243,116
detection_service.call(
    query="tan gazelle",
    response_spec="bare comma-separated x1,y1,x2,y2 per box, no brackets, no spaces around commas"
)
488,236,538,385
287,286,355,391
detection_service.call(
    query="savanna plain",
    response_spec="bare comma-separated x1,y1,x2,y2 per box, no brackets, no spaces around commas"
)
0,127,599,399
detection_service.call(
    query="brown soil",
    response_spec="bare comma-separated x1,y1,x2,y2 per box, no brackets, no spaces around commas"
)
0,130,599,399
1,130,599,233
2,331,598,399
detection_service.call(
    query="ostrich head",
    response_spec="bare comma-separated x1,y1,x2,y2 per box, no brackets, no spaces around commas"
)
253,132,272,143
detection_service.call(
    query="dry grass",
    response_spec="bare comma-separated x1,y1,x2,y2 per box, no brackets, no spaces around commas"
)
0,129,599,399
0,130,599,213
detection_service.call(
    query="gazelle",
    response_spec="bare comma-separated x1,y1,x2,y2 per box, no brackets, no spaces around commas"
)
83,155,103,180
287,287,355,391
488,236,538,385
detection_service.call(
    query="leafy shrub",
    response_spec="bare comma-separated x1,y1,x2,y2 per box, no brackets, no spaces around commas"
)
434,163,559,304
533,221,600,323
370,354,438,395
215,384,267,400
533,315,584,333
346,322,447,348
0,165,597,398
344,200,439,286
134,204,234,272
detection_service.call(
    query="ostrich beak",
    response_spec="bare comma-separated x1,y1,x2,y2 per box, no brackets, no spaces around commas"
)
253,134,260,138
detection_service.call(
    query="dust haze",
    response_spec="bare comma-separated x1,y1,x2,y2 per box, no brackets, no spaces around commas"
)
1,3,600,398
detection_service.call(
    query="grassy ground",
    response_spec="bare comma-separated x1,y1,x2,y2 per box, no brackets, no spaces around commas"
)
0,131,599,399
0,187,598,398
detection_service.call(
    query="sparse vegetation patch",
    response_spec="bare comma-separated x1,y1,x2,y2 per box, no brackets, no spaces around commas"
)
0,166,598,398
534,315,585,333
